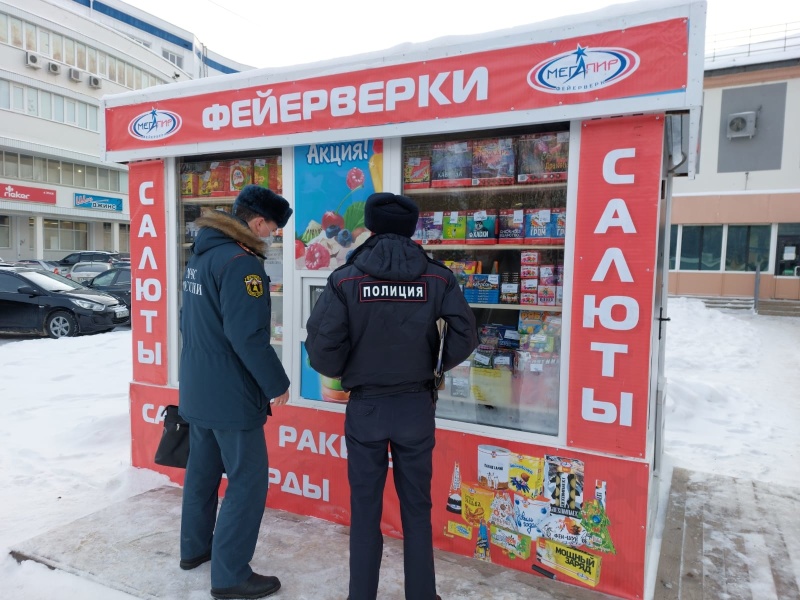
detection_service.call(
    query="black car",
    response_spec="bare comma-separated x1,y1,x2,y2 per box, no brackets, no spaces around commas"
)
84,267,131,320
0,266,129,338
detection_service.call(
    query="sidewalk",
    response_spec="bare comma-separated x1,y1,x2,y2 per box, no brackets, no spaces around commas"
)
10,467,800,599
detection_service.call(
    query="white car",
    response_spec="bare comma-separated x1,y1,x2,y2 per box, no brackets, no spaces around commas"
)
67,262,113,284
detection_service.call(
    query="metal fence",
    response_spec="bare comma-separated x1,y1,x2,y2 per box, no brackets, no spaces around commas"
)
706,22,800,62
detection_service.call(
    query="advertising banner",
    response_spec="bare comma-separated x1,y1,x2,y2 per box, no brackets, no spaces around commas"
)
294,140,382,271
74,192,123,211
567,115,663,458
128,161,169,385
1,182,56,204
106,19,688,153
131,391,648,599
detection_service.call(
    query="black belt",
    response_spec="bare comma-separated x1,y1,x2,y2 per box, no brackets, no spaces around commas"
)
349,380,434,399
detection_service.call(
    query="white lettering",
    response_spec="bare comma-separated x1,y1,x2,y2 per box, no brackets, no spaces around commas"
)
139,182,154,205
140,309,158,333
583,295,639,331
137,341,162,365
592,248,634,283
595,198,637,234
590,342,628,377
602,148,636,184
136,278,162,302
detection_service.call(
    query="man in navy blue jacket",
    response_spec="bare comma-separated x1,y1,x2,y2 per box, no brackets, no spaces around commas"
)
178,185,292,600
305,192,478,600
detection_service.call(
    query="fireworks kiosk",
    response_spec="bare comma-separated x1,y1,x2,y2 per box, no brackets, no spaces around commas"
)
102,1,705,597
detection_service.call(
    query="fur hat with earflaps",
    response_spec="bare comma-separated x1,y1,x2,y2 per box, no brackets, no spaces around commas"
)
233,185,293,228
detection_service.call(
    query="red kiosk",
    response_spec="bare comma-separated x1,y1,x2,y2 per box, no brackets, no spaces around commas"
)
102,1,706,597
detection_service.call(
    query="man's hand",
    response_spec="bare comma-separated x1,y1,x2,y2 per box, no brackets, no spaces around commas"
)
271,389,290,406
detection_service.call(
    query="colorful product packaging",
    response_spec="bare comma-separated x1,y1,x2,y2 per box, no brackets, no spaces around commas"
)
441,211,467,244
538,286,556,306
521,250,541,265
490,525,532,559
544,455,584,519
180,163,200,197
539,265,557,285
478,445,511,490
461,482,496,526
524,209,552,245
521,292,538,306
549,207,566,244
431,140,472,187
198,161,230,197
498,209,526,243
412,212,443,244
500,272,520,304
517,132,570,184
463,274,500,304
508,454,544,499
520,265,539,279
471,137,515,186
229,159,252,193
466,210,498,244
403,151,432,189
536,538,602,587
443,260,479,290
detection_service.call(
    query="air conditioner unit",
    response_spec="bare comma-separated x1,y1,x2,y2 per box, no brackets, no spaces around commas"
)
88,75,102,89
68,67,82,82
25,52,42,69
48,62,62,75
726,111,757,139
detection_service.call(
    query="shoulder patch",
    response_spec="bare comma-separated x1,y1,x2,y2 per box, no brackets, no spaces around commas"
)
244,274,264,298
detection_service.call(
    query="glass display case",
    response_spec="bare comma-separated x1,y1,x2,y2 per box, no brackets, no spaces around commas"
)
177,154,285,357
401,127,570,436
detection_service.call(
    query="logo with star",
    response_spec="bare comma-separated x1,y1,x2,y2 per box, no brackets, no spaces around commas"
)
527,44,640,94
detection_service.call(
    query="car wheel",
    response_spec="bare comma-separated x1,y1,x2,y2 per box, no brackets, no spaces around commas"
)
46,311,78,338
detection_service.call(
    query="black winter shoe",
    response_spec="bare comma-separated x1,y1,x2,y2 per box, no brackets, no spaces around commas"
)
211,573,281,599
179,550,211,570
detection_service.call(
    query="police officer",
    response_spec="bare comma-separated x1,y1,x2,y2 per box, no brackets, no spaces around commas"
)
305,192,478,600
178,185,292,600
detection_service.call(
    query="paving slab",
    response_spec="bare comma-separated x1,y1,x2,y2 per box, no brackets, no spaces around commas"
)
10,486,618,600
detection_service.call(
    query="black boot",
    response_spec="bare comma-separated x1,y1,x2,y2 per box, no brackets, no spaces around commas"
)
211,573,281,599
179,550,211,570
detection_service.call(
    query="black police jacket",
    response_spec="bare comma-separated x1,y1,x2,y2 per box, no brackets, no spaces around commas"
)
305,233,478,391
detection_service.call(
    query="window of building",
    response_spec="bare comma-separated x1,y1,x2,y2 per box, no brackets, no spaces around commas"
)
65,99,76,125
0,14,8,45
0,215,10,248
669,224,678,270
98,52,106,78
119,224,130,252
28,218,34,251
88,47,97,73
88,105,98,131
61,162,73,186
107,55,117,82
680,225,723,271
24,22,36,52
9,17,22,48
51,33,62,61
47,159,60,184
162,49,184,69
44,220,88,251
0,80,8,110
26,88,38,116
19,155,33,180
52,94,64,122
775,223,800,277
40,91,51,119
65,37,75,66
74,165,85,187
725,225,770,272
76,102,87,129
98,168,109,191
33,156,46,181
4,152,19,178
11,84,23,112
85,166,97,189
76,42,86,70
110,169,120,192
103,222,112,249
38,29,50,56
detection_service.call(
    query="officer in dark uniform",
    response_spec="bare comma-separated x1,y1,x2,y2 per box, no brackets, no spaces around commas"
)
178,185,292,600
305,192,478,600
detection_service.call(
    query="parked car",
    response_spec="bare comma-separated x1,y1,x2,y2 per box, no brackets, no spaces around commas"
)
0,266,129,338
57,251,120,271
67,261,114,284
14,259,62,274
84,267,131,319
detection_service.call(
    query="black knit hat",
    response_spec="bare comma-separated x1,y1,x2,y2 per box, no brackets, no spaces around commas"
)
364,192,419,237
233,185,293,228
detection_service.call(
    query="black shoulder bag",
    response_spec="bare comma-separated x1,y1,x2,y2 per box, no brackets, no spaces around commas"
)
154,405,190,469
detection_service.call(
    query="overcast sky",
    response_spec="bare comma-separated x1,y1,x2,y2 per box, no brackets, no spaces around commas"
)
120,0,800,69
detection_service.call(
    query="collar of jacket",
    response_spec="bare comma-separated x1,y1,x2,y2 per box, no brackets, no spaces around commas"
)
194,210,267,259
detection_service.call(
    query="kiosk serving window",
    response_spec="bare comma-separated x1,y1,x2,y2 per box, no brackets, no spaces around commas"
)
177,153,285,357
401,127,569,436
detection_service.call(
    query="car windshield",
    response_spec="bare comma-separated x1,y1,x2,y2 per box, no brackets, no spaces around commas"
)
18,269,83,291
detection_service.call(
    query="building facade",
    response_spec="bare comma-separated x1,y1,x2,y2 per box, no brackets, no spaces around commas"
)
0,0,250,263
670,25,800,300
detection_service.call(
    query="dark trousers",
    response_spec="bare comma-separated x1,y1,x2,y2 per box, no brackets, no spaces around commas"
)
180,423,270,588
345,389,437,600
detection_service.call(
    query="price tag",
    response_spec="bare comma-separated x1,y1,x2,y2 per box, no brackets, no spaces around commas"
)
449,211,460,224
433,211,444,225
513,209,524,224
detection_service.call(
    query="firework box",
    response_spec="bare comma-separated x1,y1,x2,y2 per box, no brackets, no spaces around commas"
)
431,140,472,187
412,211,443,244
471,137,515,186
521,250,541,265
536,538,601,587
443,260,479,289
509,454,544,499
180,163,201,197
500,272,520,304
490,525,532,559
517,131,570,184
524,209,552,244
441,211,467,244
549,207,566,244
464,274,500,304
498,209,526,243
539,265,557,285
229,159,252,193
198,161,230,197
466,210,498,244
403,155,431,189
544,455,585,519
518,311,546,337
521,264,539,279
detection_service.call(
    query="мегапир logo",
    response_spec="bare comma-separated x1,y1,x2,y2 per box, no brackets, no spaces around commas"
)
128,108,182,140
528,45,639,94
